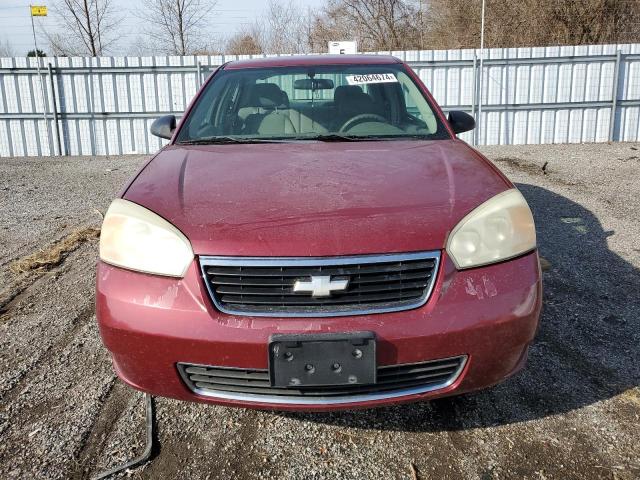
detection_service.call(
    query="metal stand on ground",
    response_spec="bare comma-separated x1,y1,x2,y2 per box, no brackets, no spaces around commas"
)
92,393,155,480
29,4,53,155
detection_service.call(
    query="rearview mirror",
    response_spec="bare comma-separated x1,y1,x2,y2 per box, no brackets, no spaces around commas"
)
448,111,475,134
150,115,177,140
294,78,334,90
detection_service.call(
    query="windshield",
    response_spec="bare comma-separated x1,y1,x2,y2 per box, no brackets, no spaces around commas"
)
175,63,450,143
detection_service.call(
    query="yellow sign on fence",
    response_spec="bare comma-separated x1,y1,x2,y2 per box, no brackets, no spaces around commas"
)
30,5,48,16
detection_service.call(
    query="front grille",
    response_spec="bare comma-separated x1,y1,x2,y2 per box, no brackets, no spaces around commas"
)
200,252,440,317
178,356,466,404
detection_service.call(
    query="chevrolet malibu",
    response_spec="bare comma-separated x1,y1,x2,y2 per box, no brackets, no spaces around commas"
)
96,55,541,411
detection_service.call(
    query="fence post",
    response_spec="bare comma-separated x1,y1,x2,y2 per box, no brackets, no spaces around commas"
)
609,49,622,142
47,63,63,156
88,57,98,157
471,51,477,145
196,61,202,89
477,49,486,146
29,52,52,156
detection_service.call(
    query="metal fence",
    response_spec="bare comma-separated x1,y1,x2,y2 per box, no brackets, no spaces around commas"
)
1,43,640,157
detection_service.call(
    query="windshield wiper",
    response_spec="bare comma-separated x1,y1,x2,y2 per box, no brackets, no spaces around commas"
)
301,134,374,142
177,136,287,145
177,133,443,145
301,134,440,142
181,134,372,144
319,133,444,142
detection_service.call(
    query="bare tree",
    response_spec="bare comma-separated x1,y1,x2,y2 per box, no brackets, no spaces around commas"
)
0,38,15,57
309,0,420,51
49,0,120,56
543,0,640,45
305,0,640,52
137,0,218,55
424,0,640,49
307,7,352,52
227,0,314,55
261,0,314,54
226,34,263,55
226,27,264,55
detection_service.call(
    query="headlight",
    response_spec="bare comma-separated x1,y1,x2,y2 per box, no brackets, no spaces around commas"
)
99,199,193,277
446,189,536,269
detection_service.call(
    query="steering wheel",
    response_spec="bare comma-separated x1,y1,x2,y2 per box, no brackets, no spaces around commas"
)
338,113,388,133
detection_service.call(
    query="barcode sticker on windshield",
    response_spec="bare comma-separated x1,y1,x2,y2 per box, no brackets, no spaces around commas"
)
346,73,398,85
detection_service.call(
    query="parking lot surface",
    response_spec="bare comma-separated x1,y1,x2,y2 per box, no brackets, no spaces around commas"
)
0,143,639,479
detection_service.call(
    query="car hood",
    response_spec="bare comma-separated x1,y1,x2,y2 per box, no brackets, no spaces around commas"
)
124,140,510,256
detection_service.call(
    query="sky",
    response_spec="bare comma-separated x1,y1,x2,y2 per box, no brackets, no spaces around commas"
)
0,0,325,56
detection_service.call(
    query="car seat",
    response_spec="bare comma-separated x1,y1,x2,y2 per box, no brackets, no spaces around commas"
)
242,83,296,135
333,85,384,129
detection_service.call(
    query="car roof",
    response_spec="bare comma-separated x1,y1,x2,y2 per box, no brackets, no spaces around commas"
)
223,54,402,70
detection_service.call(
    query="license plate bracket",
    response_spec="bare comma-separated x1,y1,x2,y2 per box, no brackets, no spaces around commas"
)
269,332,376,388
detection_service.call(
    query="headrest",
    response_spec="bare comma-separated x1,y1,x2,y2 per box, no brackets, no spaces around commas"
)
249,83,288,109
333,85,364,104
334,85,377,114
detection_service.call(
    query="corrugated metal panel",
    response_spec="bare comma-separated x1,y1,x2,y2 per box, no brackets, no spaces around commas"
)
1,43,639,157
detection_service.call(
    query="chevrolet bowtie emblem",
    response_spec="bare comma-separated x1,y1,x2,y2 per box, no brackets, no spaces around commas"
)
293,276,349,297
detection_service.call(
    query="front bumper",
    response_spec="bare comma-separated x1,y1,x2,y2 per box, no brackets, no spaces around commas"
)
96,251,542,412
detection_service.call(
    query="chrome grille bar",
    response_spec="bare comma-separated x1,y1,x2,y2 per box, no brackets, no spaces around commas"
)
178,356,467,405
199,251,440,317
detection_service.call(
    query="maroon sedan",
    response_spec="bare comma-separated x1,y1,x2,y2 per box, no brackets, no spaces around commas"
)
96,55,541,411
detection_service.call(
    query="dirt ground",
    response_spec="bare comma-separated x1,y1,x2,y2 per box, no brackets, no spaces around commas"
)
0,143,639,480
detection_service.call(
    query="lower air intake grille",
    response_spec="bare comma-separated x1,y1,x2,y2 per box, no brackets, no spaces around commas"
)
178,356,466,404
199,251,440,317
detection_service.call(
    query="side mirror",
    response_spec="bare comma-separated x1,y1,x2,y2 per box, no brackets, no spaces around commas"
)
448,111,475,134
150,115,176,140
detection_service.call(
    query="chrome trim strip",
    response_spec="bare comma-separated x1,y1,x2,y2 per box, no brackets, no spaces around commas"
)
198,251,441,318
177,355,467,406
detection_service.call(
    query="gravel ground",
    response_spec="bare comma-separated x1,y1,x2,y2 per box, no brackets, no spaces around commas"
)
0,142,639,479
